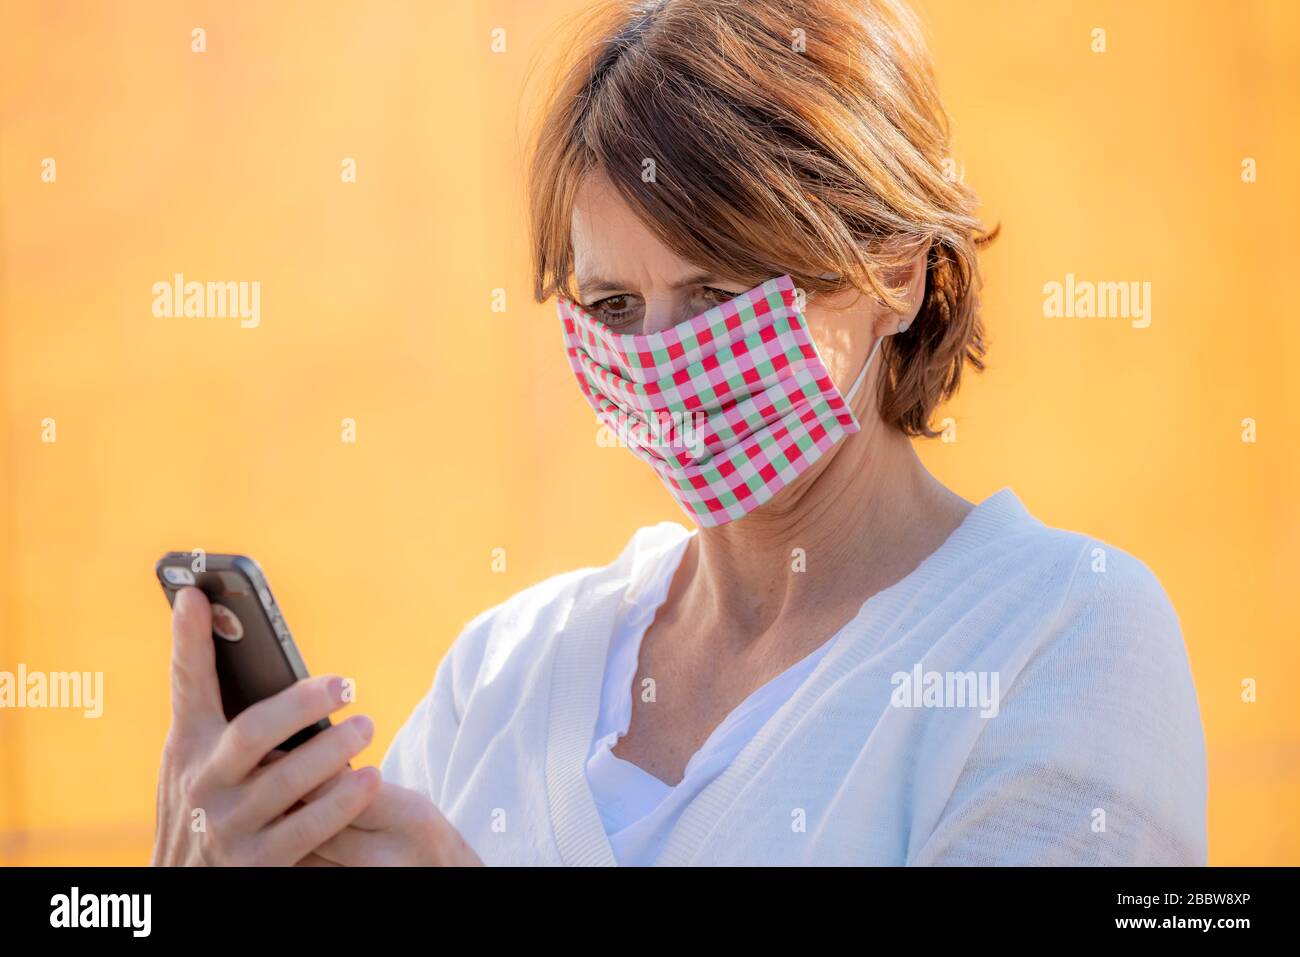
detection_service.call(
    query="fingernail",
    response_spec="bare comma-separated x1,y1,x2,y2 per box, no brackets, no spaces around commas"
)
350,715,374,741
328,676,344,701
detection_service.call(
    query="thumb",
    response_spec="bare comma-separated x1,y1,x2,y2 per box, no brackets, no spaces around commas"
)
168,586,226,734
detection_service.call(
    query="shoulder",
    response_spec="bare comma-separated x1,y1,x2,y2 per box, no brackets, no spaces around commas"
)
438,521,692,713
953,495,1205,861
984,493,1196,724
968,489,1184,656
1013,505,1186,674
913,493,1206,864
1032,520,1200,750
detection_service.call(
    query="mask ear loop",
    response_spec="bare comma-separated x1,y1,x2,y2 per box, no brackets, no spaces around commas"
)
794,282,900,407
844,334,885,404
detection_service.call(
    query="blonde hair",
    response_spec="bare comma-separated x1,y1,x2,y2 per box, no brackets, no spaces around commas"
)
528,0,997,437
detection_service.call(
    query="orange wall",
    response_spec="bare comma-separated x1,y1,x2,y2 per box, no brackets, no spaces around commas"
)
1,0,1296,865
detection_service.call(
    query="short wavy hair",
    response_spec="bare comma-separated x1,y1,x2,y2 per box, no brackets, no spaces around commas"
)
528,0,997,437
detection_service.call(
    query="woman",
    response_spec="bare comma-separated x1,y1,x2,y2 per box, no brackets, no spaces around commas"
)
152,0,1206,866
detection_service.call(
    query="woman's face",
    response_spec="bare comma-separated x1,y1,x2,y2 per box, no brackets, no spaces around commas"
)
569,172,889,423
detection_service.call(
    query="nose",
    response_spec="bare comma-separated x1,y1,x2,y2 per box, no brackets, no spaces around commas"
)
640,297,688,335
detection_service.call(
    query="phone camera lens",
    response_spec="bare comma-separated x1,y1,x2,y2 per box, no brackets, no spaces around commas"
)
163,566,196,586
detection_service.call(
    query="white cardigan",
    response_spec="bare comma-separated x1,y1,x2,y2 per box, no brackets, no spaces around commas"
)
381,488,1208,865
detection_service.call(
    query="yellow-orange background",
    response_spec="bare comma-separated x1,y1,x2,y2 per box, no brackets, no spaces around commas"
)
1,0,1296,865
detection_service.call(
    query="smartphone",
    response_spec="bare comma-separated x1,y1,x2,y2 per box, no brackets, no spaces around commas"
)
155,552,330,751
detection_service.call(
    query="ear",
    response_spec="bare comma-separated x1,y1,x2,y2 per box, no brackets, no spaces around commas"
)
870,243,929,339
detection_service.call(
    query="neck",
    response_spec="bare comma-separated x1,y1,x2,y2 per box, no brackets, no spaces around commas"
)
677,413,971,640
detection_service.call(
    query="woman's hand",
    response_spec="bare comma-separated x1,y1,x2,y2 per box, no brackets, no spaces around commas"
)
152,586,382,866
298,780,484,866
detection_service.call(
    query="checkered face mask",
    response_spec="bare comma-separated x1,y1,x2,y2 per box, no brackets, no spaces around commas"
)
557,273,883,528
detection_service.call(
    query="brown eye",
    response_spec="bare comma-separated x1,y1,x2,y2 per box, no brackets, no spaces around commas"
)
690,286,742,316
589,294,641,328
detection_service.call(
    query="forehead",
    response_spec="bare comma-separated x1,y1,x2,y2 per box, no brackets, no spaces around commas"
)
570,173,699,292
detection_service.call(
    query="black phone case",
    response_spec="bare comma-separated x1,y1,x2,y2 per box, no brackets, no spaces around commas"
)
155,552,330,751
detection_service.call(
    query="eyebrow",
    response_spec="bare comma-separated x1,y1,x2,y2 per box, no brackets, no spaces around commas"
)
576,270,730,297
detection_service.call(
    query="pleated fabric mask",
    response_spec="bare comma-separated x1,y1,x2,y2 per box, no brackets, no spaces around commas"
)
557,273,882,527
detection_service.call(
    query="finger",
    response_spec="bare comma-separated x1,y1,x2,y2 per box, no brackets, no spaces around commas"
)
258,766,381,865
312,797,468,867
168,587,225,734
297,764,352,806
260,747,345,773
208,675,349,786
310,824,394,867
258,748,340,816
296,852,343,867
259,749,288,768
346,780,429,832
236,715,375,829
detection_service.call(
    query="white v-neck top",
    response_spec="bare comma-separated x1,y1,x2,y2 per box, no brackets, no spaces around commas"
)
585,530,840,865
381,488,1207,865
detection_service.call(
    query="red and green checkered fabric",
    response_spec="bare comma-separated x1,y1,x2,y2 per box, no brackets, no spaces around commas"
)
557,273,861,527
